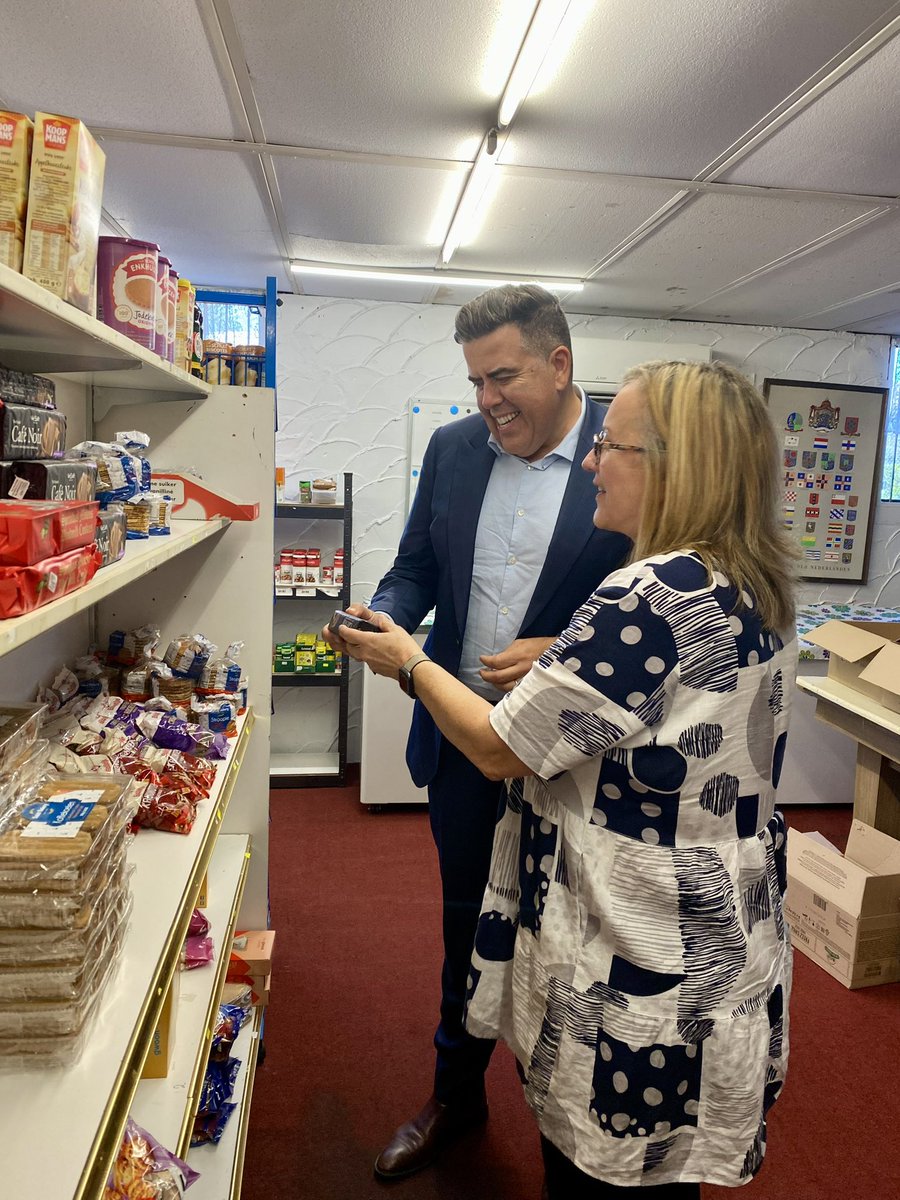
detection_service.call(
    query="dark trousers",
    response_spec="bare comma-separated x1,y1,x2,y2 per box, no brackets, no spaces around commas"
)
427,738,503,1105
542,1137,702,1199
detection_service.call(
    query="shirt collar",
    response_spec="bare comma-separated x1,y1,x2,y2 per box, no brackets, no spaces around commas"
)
487,385,587,465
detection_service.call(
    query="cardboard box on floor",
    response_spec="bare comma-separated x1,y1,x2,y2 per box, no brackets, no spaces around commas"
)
801,619,900,714
785,820,900,989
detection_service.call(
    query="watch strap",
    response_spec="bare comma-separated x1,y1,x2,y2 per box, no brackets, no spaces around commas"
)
399,651,430,698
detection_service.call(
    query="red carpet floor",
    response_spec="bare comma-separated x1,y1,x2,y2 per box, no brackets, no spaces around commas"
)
242,788,899,1200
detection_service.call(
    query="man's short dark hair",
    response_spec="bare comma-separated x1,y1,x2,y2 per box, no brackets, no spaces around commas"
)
454,283,572,362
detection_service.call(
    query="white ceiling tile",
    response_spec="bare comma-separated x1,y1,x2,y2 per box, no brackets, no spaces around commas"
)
100,141,289,290
452,173,679,276
0,0,242,138
503,0,896,178
845,312,900,335
682,212,900,327
722,33,900,195
597,191,884,308
275,157,465,254
231,0,522,158
799,290,900,332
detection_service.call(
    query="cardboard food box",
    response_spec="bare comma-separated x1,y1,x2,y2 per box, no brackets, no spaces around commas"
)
785,821,900,989
800,618,900,714
222,972,270,1008
228,929,275,976
0,111,33,271
22,113,105,313
141,971,179,1079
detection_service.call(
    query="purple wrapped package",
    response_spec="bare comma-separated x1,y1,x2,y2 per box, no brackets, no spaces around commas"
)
137,710,229,759
107,1117,200,1196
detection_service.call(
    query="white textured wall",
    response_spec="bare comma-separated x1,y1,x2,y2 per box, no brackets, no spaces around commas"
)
275,295,896,760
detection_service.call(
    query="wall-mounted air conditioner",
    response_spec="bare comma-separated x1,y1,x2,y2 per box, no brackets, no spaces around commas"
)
571,338,712,396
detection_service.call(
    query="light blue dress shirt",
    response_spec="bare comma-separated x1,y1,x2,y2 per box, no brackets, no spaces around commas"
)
459,390,587,699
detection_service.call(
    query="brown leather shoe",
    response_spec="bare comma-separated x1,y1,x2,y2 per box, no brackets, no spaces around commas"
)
373,1093,489,1179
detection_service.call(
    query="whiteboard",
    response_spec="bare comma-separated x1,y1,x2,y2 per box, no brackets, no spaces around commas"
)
408,399,479,511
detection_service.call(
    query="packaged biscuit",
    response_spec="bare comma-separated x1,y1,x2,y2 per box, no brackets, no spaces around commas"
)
0,907,128,1041
0,111,33,271
95,506,127,567
0,365,55,410
5,461,96,503
0,888,131,1003
0,774,136,895
0,542,100,617
22,113,106,313
0,499,98,565
0,402,66,460
0,704,46,774
0,861,131,967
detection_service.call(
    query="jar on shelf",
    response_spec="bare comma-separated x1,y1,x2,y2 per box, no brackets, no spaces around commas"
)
175,278,195,374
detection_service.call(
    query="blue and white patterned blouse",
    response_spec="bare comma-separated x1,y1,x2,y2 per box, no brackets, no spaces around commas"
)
468,550,796,1188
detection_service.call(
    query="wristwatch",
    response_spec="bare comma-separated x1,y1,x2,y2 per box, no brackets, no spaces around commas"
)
398,652,430,699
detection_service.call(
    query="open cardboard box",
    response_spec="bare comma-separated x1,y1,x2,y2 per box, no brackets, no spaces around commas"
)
785,820,900,988
801,618,900,714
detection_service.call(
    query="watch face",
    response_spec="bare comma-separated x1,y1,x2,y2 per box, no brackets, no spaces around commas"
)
399,667,415,699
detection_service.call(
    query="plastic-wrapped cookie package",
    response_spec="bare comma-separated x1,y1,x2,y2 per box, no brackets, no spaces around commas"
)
0,774,138,904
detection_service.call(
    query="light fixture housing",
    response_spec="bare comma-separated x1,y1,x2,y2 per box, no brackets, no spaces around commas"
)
290,261,583,292
498,0,576,128
440,129,501,265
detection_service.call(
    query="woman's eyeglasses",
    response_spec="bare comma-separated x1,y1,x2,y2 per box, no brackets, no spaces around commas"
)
592,429,646,463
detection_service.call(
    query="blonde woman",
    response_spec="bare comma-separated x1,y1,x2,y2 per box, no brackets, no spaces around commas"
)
342,361,797,1197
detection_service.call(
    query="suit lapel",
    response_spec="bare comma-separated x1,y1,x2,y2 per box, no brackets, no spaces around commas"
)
448,424,495,636
520,402,603,631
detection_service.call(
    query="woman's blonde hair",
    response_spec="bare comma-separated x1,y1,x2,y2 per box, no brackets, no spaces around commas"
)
622,359,798,631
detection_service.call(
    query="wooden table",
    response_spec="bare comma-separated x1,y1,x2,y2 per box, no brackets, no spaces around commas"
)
797,676,900,839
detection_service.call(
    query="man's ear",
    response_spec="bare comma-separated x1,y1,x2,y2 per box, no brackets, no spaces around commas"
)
549,344,572,388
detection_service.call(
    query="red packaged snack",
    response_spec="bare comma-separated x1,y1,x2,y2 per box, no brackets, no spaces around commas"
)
132,778,197,835
0,543,100,617
0,499,99,566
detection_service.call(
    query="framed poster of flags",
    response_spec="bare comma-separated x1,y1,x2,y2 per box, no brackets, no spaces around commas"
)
763,378,887,583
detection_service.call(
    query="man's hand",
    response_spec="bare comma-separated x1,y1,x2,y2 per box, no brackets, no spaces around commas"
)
479,636,557,692
339,612,419,680
321,603,382,653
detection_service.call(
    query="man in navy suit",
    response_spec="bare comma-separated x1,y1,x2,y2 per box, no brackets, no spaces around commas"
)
328,284,629,1179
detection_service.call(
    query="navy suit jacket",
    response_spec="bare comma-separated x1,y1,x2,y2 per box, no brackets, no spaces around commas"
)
371,400,631,787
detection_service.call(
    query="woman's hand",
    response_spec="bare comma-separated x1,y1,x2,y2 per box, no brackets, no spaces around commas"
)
338,612,421,680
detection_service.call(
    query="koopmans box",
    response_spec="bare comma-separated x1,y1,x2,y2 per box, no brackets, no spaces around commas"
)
785,821,900,989
141,972,179,1079
801,619,900,714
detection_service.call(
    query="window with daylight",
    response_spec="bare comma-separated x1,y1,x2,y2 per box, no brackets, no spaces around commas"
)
881,343,900,500
198,300,263,346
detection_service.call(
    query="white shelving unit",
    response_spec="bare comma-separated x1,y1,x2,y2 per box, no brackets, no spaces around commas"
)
0,264,274,1200
0,518,229,656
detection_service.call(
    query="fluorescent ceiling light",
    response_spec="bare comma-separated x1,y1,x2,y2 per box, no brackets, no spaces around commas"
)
498,0,576,128
441,130,501,265
291,262,583,292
